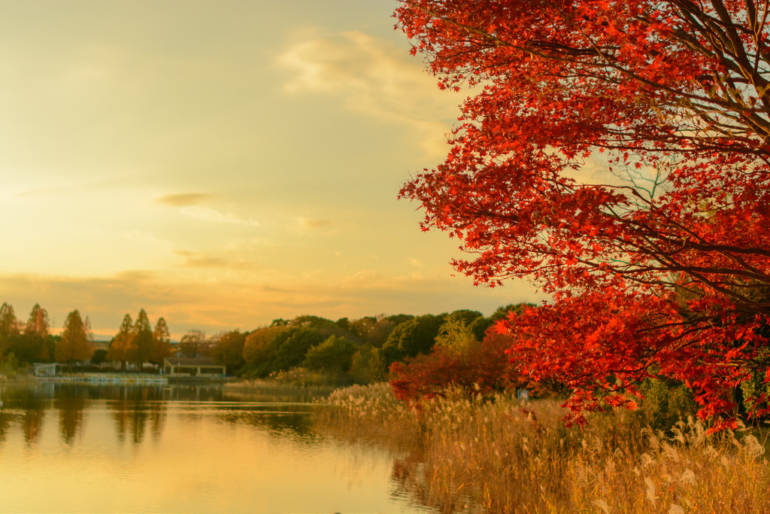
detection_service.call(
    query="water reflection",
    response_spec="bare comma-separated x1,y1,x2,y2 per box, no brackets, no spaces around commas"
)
0,408,11,443
18,387,45,445
55,387,86,445
104,386,167,444
0,383,317,445
0,382,423,513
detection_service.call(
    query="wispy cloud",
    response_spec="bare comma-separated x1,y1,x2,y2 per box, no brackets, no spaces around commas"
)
156,193,260,227
156,193,213,206
277,30,463,157
297,217,333,230
175,250,254,270
178,206,260,227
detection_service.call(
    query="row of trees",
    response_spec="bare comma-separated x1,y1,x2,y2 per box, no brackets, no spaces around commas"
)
0,302,93,364
107,310,171,368
2,300,522,386
194,306,524,386
0,302,175,368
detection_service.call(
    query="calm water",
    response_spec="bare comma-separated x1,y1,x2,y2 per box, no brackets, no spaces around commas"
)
0,382,432,513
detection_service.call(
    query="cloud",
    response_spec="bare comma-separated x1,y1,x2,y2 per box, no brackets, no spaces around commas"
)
277,30,464,157
178,206,260,227
156,193,213,206
156,193,259,227
297,217,332,230
174,250,254,270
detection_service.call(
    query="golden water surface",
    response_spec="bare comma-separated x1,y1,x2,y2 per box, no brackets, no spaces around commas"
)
0,383,430,513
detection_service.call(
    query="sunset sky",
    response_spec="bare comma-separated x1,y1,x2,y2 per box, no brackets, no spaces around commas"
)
0,0,540,338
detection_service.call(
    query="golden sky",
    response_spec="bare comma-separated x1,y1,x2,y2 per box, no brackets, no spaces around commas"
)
0,0,540,338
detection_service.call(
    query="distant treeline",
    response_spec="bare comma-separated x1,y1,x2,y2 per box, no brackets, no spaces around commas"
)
202,305,531,385
0,301,531,385
0,302,171,369
0,302,94,366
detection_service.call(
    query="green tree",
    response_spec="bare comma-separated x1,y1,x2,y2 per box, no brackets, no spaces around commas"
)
56,310,93,363
272,328,326,372
382,314,445,366
446,309,482,326
350,314,413,347
468,316,494,341
435,318,477,356
303,335,356,374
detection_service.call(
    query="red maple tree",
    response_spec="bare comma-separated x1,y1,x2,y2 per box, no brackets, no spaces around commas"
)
395,0,770,429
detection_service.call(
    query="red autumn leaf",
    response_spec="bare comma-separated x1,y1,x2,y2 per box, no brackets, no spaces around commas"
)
395,0,770,429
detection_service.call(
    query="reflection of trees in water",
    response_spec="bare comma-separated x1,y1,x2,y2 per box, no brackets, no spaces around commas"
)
215,410,317,443
23,408,44,445
0,384,48,445
54,385,87,445
105,386,167,445
165,384,225,402
0,410,11,443
18,388,46,446
2,383,320,447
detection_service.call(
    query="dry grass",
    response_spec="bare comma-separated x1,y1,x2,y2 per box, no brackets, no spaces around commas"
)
318,383,770,513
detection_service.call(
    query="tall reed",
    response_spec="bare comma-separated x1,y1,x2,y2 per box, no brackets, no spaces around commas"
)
318,383,770,513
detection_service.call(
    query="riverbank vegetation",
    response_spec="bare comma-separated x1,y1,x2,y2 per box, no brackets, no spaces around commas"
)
319,383,770,513
0,298,525,390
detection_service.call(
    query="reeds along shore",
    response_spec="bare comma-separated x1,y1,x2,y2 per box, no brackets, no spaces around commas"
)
318,383,770,513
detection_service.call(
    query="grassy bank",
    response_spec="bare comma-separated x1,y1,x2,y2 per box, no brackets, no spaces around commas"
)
223,377,337,400
318,383,770,513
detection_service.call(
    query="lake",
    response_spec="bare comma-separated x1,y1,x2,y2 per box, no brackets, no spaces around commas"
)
0,382,433,513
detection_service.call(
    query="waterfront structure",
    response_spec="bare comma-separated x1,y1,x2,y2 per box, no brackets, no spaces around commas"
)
162,356,226,377
33,363,59,377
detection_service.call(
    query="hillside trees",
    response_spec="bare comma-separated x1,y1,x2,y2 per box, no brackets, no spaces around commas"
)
241,315,396,382
382,314,446,365
210,330,246,374
395,0,770,427
303,335,357,374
